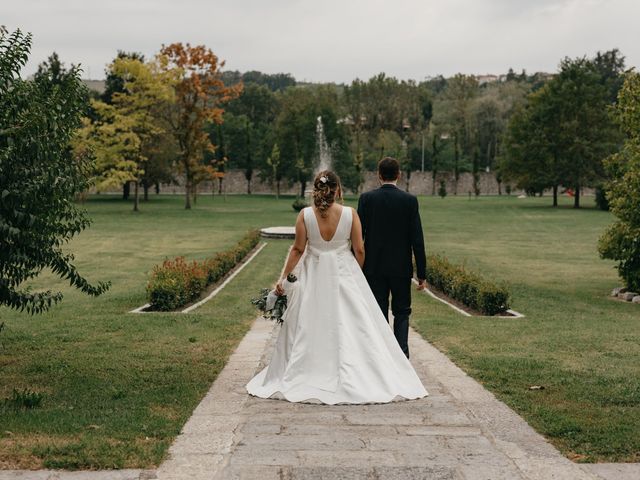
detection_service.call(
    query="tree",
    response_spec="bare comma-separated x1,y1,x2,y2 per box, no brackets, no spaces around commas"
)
159,43,242,209
101,50,145,104
100,50,145,200
551,57,620,208
212,83,277,194
502,87,562,203
598,71,640,290
502,56,620,207
266,143,282,198
74,101,142,202
343,74,432,191
110,57,176,209
592,49,626,103
435,74,478,194
76,57,177,211
274,86,351,196
34,51,76,86
0,27,109,313
241,71,296,91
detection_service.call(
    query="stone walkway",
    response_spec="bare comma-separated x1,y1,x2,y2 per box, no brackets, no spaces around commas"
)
3,318,638,480
153,318,633,480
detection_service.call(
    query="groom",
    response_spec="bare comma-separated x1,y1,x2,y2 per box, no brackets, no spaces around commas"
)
357,157,427,358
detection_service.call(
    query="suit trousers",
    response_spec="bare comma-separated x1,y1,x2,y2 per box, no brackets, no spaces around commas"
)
365,275,412,358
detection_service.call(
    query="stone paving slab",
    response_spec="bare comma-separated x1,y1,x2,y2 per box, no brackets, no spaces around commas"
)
155,317,601,480
581,463,640,480
0,471,153,480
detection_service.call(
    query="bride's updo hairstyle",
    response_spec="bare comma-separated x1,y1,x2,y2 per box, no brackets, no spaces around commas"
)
312,170,342,218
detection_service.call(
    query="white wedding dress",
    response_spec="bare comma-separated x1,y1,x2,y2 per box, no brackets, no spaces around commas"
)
246,206,428,404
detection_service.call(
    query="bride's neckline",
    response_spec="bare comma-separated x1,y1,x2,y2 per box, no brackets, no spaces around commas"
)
311,205,345,242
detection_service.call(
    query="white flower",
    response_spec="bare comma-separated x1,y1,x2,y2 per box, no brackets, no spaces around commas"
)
320,176,328,184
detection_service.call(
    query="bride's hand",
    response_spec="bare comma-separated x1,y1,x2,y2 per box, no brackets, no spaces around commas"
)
275,281,285,296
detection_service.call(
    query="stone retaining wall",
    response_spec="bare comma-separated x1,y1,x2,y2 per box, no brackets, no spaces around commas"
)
107,171,511,196
99,170,594,197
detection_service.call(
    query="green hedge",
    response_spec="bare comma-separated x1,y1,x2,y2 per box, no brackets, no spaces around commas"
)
425,254,511,316
146,230,261,311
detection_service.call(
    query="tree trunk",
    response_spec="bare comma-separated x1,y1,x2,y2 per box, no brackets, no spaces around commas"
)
155,182,160,194
123,182,130,200
454,137,459,195
405,170,411,192
246,169,253,194
300,180,306,198
574,184,581,208
552,185,558,207
497,180,502,196
218,178,223,195
193,184,198,205
276,180,280,200
185,180,192,209
431,171,437,195
143,182,149,201
133,181,139,212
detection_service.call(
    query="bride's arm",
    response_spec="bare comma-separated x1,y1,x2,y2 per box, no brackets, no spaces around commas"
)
275,211,307,295
350,208,365,268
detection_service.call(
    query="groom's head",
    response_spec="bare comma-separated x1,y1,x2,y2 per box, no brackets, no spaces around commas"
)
378,157,400,183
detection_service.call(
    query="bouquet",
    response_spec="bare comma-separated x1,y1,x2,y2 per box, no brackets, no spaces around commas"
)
251,273,297,324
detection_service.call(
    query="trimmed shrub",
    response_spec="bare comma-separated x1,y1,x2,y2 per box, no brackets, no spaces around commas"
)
147,230,261,311
292,197,307,211
438,180,447,199
595,186,610,211
425,254,511,316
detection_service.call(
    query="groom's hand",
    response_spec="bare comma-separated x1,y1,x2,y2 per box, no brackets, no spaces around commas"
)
416,279,427,291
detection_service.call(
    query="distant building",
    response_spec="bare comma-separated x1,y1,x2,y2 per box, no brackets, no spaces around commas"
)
476,74,499,85
82,79,106,94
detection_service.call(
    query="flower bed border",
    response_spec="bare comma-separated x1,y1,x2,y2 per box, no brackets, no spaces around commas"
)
419,254,523,318
413,278,524,318
131,230,265,314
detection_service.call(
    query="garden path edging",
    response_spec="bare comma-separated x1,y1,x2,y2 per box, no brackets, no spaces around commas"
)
128,242,267,314
412,278,525,318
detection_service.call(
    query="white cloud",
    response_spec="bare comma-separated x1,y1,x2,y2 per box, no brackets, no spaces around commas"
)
2,0,638,82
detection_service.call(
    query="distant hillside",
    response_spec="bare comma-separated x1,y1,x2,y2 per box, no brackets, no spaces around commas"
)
82,79,106,94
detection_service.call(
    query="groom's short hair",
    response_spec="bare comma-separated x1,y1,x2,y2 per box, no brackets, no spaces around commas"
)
378,157,400,181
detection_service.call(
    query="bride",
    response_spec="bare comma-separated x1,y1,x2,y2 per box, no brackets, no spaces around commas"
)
246,170,428,404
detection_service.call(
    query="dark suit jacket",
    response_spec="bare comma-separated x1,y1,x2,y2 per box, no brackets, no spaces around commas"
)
357,184,427,279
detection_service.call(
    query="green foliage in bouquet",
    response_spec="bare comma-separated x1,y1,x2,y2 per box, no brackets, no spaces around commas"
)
251,289,288,324
252,273,297,323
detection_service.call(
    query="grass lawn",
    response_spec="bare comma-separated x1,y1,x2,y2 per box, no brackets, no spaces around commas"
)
411,194,640,463
0,192,638,467
0,194,294,469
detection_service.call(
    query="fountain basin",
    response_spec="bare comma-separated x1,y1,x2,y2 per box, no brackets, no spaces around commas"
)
260,226,296,239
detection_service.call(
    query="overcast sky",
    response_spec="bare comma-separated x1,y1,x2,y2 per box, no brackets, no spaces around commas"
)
3,0,639,83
